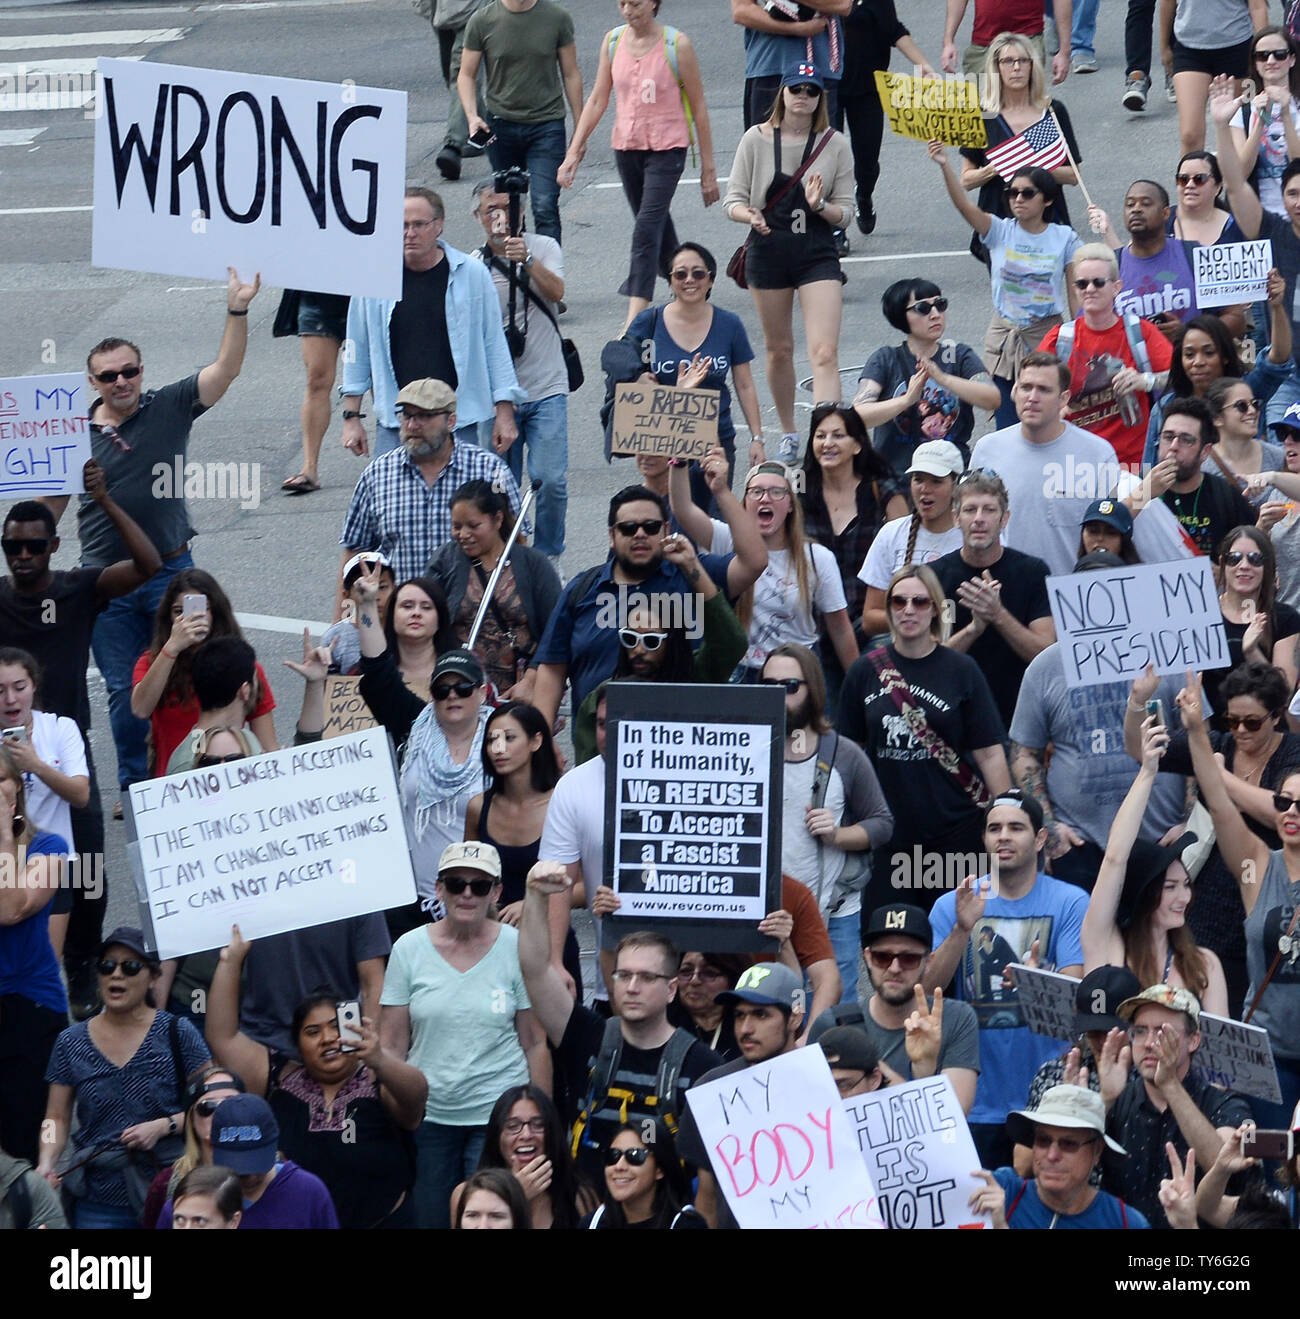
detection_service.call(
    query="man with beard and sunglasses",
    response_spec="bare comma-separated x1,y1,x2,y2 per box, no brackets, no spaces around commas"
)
531,481,765,729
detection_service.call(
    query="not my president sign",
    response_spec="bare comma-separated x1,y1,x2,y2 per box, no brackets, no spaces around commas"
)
603,683,783,951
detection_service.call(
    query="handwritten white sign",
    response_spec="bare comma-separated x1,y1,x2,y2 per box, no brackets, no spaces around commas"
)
686,1047,882,1229
126,728,415,959
93,59,406,299
1009,963,1079,1043
0,373,89,497
1194,239,1272,308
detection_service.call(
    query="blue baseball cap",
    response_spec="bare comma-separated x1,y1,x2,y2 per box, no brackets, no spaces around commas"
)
782,62,824,89
210,1094,279,1175
1269,400,1300,440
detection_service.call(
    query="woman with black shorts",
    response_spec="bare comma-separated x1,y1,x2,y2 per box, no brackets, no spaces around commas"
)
1161,0,1262,154
724,61,855,466
282,290,349,495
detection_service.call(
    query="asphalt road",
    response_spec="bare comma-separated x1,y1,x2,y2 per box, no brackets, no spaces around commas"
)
0,0,1198,931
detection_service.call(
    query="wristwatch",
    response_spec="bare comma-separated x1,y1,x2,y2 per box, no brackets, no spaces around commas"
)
813,198,826,213
342,409,366,421
523,254,535,269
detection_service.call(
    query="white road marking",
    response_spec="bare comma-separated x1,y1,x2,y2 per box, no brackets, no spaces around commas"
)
0,203,89,213
841,250,970,263
0,124,42,143
0,28,186,50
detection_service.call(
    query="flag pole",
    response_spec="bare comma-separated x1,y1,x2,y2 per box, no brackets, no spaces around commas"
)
1046,101,1093,211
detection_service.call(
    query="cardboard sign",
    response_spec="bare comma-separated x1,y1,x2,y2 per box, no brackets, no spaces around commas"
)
874,71,987,148
687,1048,883,1229
0,373,90,497
1010,963,1080,1043
1194,240,1272,308
609,382,718,460
93,59,406,299
322,675,376,740
602,682,782,952
843,1075,984,1229
1046,558,1227,687
126,728,415,959
1192,1012,1282,1105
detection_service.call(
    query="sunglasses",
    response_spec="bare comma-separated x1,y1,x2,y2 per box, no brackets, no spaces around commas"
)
889,593,933,611
604,1146,652,1167
787,84,821,96
614,519,665,538
432,681,477,700
195,1099,224,1118
1227,398,1261,414
760,676,807,694
1225,713,1273,731
1176,171,1212,186
1257,47,1292,60
1032,1132,1096,1154
97,958,146,976
1222,550,1265,566
670,267,709,281
1274,793,1300,814
866,949,925,971
441,875,495,896
196,753,244,766
1073,276,1112,290
1007,186,1040,200
908,297,949,316
619,628,668,651
1,537,50,556
91,364,142,385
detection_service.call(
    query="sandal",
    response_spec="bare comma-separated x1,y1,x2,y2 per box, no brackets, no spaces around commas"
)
281,474,321,495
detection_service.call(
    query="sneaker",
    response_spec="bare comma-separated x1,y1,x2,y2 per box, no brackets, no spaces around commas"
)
833,228,850,257
1122,72,1150,110
776,433,801,465
435,144,462,181
856,200,876,235
1044,15,1059,55
1071,52,1098,74
1165,72,1176,102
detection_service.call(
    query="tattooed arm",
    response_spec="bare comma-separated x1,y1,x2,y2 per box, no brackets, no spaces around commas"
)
1010,741,1085,861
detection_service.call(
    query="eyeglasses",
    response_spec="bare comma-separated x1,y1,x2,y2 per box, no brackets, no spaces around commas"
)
441,875,495,896
398,407,449,420
908,297,949,316
670,267,709,281
503,1116,548,1135
1007,187,1040,201
1,537,50,556
997,55,1031,67
610,969,675,986
97,958,146,976
787,84,821,96
1225,713,1273,731
833,1071,870,1095
746,485,791,502
614,519,665,537
403,219,439,230
1159,430,1203,447
618,628,668,651
678,964,726,982
604,1146,651,1167
91,364,142,385
866,949,925,971
1222,550,1265,566
432,681,477,701
1257,47,1292,60
958,466,1000,483
1176,171,1212,186
1073,276,1112,290
1032,1132,1097,1154
1274,793,1300,814
760,677,807,693
889,593,933,611
1227,398,1261,415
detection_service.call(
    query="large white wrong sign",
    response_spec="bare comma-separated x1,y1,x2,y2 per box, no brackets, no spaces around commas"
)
93,59,406,299
686,1047,883,1229
843,1075,984,1229
127,728,415,959
0,373,90,497
1047,557,1227,687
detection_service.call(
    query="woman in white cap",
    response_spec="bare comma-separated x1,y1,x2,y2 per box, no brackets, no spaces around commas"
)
320,552,396,675
969,1084,1151,1228
857,440,964,640
380,840,548,1231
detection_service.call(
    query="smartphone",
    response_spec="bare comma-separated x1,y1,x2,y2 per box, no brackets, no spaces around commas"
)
1145,698,1165,727
182,593,207,617
1,726,26,744
1241,1128,1292,1160
336,999,362,1053
469,126,495,148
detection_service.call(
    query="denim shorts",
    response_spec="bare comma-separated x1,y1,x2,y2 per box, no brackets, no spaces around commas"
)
298,291,350,340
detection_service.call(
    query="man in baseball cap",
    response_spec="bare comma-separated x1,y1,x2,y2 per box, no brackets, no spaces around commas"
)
818,1025,886,1098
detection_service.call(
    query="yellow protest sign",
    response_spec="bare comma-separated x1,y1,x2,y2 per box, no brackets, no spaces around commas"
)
874,71,987,148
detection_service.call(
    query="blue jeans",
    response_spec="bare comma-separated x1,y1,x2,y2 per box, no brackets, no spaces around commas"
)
486,117,566,242
74,1199,140,1229
1071,0,1099,57
477,394,567,555
414,1121,487,1229
91,552,195,788
374,423,401,459
828,913,861,1004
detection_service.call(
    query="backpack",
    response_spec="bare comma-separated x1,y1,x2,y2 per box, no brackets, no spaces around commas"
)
1053,312,1154,377
809,731,869,911
607,24,696,165
570,1016,697,1157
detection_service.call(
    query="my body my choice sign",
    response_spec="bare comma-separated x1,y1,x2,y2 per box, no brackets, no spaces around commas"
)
126,728,415,959
1046,557,1227,687
93,60,406,299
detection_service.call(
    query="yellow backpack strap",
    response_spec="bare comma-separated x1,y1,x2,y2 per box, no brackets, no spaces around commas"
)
663,26,696,168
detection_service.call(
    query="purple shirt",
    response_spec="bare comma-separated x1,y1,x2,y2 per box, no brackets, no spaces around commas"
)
1115,240,1198,326
156,1160,338,1229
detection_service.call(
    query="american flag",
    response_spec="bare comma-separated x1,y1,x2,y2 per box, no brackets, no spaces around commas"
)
986,113,1068,180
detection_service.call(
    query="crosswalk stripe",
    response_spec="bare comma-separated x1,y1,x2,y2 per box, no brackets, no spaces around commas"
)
0,56,143,111
0,29,187,51
0,56,141,75
0,126,44,145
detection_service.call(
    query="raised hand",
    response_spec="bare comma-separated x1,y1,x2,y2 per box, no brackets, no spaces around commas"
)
226,266,261,311
1157,1143,1198,1230
284,629,335,683
904,984,943,1074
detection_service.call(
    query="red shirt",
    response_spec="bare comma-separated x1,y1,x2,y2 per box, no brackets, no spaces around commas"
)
972,0,1044,46
750,874,836,971
132,651,276,774
1038,315,1173,469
